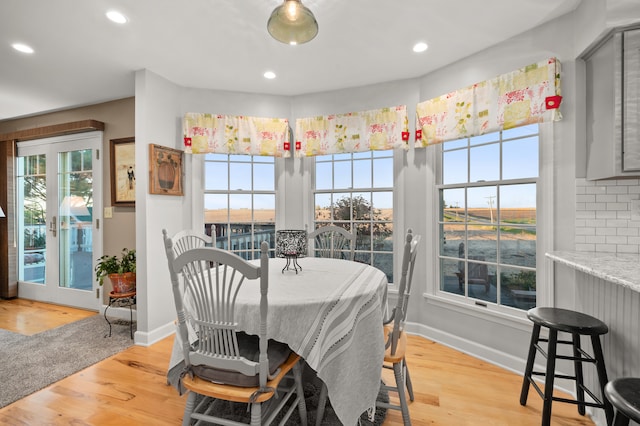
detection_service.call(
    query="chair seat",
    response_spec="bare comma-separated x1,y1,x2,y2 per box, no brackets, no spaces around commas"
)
191,332,292,387
527,307,609,335
605,378,640,423
384,327,407,364
183,352,301,404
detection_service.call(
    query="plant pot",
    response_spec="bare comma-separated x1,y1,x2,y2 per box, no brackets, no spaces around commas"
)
108,272,136,293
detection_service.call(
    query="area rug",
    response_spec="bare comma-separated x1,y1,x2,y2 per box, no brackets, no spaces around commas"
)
0,314,134,408
196,380,388,425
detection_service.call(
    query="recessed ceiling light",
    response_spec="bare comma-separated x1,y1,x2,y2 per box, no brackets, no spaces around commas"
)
264,71,276,79
12,43,34,54
106,10,128,24
413,42,428,53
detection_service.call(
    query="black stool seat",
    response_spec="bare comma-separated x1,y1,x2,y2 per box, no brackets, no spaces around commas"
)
520,307,613,426
605,378,640,426
527,307,609,335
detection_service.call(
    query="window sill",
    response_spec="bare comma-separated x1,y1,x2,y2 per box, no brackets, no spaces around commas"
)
422,292,533,332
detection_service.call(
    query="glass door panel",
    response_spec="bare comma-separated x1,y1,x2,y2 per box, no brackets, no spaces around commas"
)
17,154,48,285
58,149,94,290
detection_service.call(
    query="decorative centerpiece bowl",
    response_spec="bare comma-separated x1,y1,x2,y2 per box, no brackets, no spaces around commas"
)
276,230,307,274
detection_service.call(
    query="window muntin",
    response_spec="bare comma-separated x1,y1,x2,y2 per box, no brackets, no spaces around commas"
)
314,151,394,282
204,154,275,259
438,124,538,311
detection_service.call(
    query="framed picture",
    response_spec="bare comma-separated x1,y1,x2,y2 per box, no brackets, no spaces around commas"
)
149,144,184,196
110,137,136,206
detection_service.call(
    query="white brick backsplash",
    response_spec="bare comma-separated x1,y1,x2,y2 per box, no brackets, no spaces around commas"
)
607,219,628,228
586,219,607,227
578,194,596,203
617,227,639,236
596,211,617,219
606,236,628,244
618,245,639,253
576,227,595,236
596,228,617,236
576,180,640,253
586,236,606,244
586,202,607,210
576,211,596,219
586,186,608,194
607,203,629,211
607,186,629,194
595,244,617,252
596,194,617,202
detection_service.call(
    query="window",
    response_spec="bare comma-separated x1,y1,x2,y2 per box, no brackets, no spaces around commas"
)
204,154,275,259
314,151,394,282
438,124,538,311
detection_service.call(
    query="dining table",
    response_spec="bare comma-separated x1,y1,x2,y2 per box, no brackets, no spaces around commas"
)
167,256,389,426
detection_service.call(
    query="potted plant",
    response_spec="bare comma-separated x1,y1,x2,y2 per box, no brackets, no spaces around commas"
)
95,248,136,293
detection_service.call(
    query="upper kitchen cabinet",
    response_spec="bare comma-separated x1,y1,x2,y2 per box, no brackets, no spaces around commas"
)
583,26,640,180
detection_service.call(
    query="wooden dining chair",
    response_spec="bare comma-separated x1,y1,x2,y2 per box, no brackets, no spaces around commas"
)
308,225,355,261
164,228,215,256
377,229,421,426
163,238,308,426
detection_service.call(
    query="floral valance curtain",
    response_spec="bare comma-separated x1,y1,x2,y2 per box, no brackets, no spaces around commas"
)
183,113,291,157
415,57,561,147
294,105,408,157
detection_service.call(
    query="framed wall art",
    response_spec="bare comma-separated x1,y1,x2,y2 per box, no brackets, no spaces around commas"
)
149,144,184,196
110,137,136,206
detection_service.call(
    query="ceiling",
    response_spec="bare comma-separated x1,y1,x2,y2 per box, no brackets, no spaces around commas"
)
0,0,582,121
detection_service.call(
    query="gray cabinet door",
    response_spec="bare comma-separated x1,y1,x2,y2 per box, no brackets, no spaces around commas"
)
624,29,640,171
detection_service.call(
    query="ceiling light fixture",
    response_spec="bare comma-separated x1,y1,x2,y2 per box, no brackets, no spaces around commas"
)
264,71,276,79
267,0,318,45
413,42,428,53
12,43,34,54
106,10,128,24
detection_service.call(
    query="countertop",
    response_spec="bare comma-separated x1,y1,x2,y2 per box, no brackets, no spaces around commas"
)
546,251,640,291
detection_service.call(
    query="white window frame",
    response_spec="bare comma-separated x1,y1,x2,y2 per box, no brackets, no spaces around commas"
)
424,122,554,323
202,153,277,259
304,150,404,286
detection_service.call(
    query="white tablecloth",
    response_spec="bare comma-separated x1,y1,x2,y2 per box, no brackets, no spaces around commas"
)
168,257,388,426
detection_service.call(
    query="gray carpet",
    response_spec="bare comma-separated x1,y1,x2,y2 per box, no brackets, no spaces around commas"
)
0,314,134,408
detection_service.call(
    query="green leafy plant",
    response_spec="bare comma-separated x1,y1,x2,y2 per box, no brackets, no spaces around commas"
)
95,248,136,286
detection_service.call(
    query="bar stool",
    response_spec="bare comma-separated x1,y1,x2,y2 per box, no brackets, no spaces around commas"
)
520,307,614,426
605,378,640,426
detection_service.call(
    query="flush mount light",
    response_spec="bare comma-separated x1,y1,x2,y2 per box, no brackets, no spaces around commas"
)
413,42,428,53
106,10,128,24
264,71,276,79
267,0,318,45
12,43,34,54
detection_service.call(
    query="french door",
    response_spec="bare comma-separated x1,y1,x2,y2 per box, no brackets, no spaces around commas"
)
16,132,103,310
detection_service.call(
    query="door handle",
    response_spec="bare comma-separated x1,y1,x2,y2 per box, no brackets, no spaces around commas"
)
49,216,57,237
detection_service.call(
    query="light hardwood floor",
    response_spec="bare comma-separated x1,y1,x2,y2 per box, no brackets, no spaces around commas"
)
0,299,595,425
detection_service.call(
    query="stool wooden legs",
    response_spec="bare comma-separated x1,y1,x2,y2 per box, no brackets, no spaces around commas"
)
591,335,614,425
520,323,541,406
520,325,613,426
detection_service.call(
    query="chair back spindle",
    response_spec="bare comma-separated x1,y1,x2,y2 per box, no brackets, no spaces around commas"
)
308,225,356,261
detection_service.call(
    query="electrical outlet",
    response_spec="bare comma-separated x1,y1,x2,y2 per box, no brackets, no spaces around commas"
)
104,207,113,218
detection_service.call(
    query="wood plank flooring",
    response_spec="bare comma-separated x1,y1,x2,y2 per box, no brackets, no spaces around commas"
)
0,299,596,425
0,298,95,335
